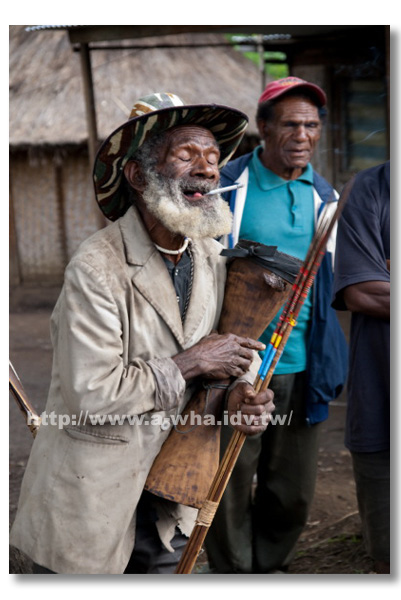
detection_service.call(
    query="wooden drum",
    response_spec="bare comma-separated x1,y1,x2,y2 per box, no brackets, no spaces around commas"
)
145,241,302,508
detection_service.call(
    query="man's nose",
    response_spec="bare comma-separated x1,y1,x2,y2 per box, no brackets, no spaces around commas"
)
190,156,219,179
293,125,308,141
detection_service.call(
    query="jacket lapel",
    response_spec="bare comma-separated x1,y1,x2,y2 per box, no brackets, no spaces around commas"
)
135,251,186,345
119,207,222,348
119,207,185,346
182,239,220,346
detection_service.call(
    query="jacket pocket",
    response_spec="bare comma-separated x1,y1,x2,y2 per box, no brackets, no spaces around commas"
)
64,425,129,445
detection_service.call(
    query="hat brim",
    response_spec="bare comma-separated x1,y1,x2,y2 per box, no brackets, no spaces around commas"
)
93,103,248,221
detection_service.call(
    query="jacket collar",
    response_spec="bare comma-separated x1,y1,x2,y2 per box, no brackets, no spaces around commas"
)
118,206,223,347
119,205,156,266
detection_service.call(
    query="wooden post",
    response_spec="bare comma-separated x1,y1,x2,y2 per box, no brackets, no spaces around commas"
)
55,165,69,263
9,181,21,285
78,43,106,228
79,42,98,168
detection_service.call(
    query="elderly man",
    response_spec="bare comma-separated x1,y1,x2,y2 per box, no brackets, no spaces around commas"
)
10,93,275,575
205,78,348,573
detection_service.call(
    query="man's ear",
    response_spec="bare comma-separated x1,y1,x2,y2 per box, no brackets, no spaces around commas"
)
257,119,269,138
124,161,147,192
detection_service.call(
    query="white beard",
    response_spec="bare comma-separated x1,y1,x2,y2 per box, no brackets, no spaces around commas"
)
141,170,233,240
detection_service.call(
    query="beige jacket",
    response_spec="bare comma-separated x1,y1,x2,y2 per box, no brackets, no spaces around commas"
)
10,206,239,574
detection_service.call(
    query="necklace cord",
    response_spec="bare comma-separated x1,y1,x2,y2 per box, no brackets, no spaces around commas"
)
154,237,191,255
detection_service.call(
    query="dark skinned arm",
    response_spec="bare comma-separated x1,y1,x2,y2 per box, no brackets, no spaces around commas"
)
343,281,390,321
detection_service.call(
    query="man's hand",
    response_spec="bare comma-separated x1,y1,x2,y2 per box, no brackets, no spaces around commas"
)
226,381,275,436
172,333,265,381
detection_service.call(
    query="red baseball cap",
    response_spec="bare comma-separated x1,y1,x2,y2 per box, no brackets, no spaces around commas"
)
258,76,327,107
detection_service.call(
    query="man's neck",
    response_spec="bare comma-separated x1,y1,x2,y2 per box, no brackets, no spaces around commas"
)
258,150,304,181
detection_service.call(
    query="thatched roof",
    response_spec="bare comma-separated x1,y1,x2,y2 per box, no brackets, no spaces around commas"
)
10,26,266,149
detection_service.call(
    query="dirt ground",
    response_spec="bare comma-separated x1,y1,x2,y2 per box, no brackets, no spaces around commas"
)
9,285,376,575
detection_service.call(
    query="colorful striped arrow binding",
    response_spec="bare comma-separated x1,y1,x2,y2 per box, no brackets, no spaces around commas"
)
254,194,340,392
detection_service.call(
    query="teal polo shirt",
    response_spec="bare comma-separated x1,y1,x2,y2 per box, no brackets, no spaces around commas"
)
239,146,315,374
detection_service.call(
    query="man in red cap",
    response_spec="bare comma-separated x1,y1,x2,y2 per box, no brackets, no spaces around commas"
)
205,77,348,573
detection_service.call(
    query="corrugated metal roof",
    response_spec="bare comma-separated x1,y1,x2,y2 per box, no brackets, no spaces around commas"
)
25,25,82,32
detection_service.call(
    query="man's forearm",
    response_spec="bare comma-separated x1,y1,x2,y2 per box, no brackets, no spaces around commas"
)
343,281,390,321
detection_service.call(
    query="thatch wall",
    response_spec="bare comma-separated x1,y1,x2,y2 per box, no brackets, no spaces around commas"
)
10,150,102,283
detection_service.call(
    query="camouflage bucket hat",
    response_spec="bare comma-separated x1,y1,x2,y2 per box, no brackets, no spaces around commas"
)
93,92,248,221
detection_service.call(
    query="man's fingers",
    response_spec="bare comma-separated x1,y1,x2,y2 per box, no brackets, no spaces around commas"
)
237,336,266,351
232,412,272,435
236,402,266,416
227,383,275,436
234,384,274,406
238,347,255,361
235,424,268,436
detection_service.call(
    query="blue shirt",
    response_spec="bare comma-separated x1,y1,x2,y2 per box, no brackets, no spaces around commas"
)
239,146,315,374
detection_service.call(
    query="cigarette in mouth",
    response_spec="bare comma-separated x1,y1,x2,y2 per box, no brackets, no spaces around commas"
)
203,183,244,197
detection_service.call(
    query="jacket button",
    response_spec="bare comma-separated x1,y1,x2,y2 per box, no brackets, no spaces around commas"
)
160,420,170,431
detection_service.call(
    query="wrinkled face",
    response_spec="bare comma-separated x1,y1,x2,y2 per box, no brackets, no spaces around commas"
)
138,126,232,239
258,96,322,178
155,125,221,201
